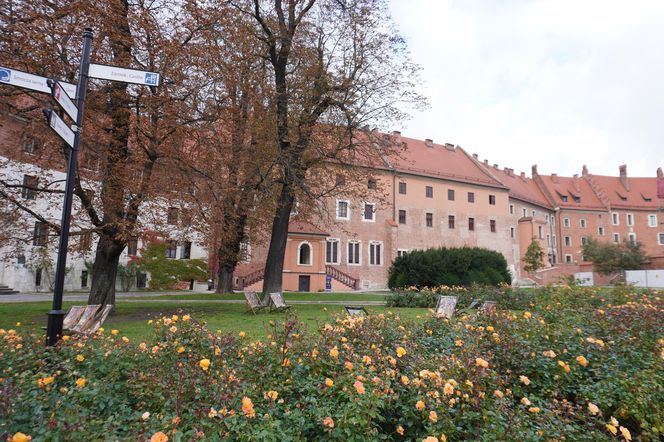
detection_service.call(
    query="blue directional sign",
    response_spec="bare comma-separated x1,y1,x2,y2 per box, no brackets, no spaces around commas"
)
144,73,159,86
0,65,77,96
89,63,160,86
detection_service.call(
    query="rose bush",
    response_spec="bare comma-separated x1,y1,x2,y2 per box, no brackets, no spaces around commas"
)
1,286,662,441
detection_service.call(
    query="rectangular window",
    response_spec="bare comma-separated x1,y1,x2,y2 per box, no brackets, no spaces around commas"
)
545,214,549,223
448,215,455,229
598,226,604,236
362,202,375,222
35,268,42,287
532,210,536,217
490,220,496,233
23,136,36,153
563,218,570,227
648,215,657,227
398,182,407,194
180,241,192,259
347,241,361,265
628,233,636,244
80,270,88,288
426,213,433,227
489,195,496,205
626,213,634,226
33,222,49,246
398,210,406,224
425,186,433,198
447,189,455,201
581,236,588,245
17,254,26,265
397,249,408,258
546,234,551,245
326,239,340,264
565,254,573,263
658,233,664,245
612,212,619,225
336,200,350,220
613,233,620,243
468,192,475,203
580,219,587,228
522,208,527,217
165,240,177,259
538,225,543,239
510,227,515,238
509,204,514,214
468,217,475,231
22,175,38,200
368,178,377,190
167,207,179,225
369,241,382,266
127,239,138,255
564,236,571,247
335,174,345,186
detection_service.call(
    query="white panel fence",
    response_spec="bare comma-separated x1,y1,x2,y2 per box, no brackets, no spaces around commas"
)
625,270,664,288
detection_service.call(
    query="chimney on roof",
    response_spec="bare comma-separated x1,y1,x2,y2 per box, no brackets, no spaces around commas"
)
424,138,433,147
493,164,498,169
520,172,526,180
504,167,512,176
573,174,581,192
392,130,401,136
484,159,489,166
657,167,663,179
619,164,629,191
472,153,478,160
444,143,455,151
531,165,539,177
582,165,589,177
551,173,558,183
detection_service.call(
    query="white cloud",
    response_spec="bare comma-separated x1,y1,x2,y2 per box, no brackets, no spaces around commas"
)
389,0,664,176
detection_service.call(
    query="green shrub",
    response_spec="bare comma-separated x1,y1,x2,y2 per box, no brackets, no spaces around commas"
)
388,247,511,289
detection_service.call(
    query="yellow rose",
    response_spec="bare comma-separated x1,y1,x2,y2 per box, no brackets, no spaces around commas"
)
329,346,339,358
588,402,600,415
325,378,334,387
475,357,489,368
519,375,530,386
266,390,278,400
75,378,86,388
182,315,191,321
576,355,588,367
396,346,407,358
239,331,246,338
75,354,85,362
528,407,540,413
10,433,32,442
150,431,169,442
177,346,185,354
416,400,425,410
429,410,438,422
169,326,177,333
199,358,211,371
111,329,119,335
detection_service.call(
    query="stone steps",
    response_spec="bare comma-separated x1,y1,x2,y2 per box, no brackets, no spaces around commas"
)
0,285,19,295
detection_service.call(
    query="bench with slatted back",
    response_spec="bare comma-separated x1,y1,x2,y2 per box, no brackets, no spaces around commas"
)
269,292,290,312
65,304,113,335
433,295,457,319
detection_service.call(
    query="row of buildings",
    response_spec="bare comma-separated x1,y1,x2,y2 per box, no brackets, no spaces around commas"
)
1,122,663,292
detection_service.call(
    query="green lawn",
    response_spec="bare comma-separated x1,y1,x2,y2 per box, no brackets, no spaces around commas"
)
128,292,388,302
0,300,427,340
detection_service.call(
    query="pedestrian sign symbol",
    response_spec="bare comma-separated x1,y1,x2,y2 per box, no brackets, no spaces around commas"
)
145,73,159,86
0,68,10,83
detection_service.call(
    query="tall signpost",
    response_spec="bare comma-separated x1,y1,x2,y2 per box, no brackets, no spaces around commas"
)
0,27,161,346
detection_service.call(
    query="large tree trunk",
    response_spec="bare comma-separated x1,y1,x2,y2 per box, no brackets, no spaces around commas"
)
215,212,248,294
262,183,294,294
217,262,235,294
88,235,125,306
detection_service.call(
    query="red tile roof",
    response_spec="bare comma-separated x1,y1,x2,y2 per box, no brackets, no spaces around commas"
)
475,164,552,208
587,175,661,210
288,220,329,236
537,174,606,210
383,136,507,189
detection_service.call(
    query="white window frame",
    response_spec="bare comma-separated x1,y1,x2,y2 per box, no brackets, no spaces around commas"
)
580,219,586,228
397,249,409,258
545,214,549,223
598,226,604,236
336,199,350,220
581,236,588,246
369,241,383,266
538,225,543,239
563,218,570,227
626,213,634,226
522,208,527,217
564,236,571,247
628,232,637,244
361,202,376,222
611,212,619,226
613,233,620,243
347,240,361,265
532,210,536,217
297,241,313,266
325,238,340,264
647,214,657,227
510,227,515,238
509,204,514,215
565,254,573,263
546,234,550,246
658,233,664,245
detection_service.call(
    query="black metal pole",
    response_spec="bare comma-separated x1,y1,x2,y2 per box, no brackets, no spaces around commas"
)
46,28,93,346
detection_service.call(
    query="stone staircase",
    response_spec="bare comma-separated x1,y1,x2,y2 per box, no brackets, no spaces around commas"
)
326,265,359,290
0,285,19,295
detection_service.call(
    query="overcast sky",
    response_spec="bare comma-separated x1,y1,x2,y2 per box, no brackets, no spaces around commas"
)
388,0,664,178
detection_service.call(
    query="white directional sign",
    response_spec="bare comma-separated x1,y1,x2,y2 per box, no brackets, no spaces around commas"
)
49,80,78,122
44,109,76,148
0,66,76,96
88,63,160,86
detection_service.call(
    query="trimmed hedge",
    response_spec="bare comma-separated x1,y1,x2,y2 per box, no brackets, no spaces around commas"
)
388,247,511,289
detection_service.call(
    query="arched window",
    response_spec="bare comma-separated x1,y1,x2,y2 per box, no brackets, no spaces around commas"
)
298,242,312,265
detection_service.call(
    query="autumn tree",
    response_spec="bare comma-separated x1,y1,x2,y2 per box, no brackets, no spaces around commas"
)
523,239,545,273
582,237,649,277
0,0,214,305
232,0,425,294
